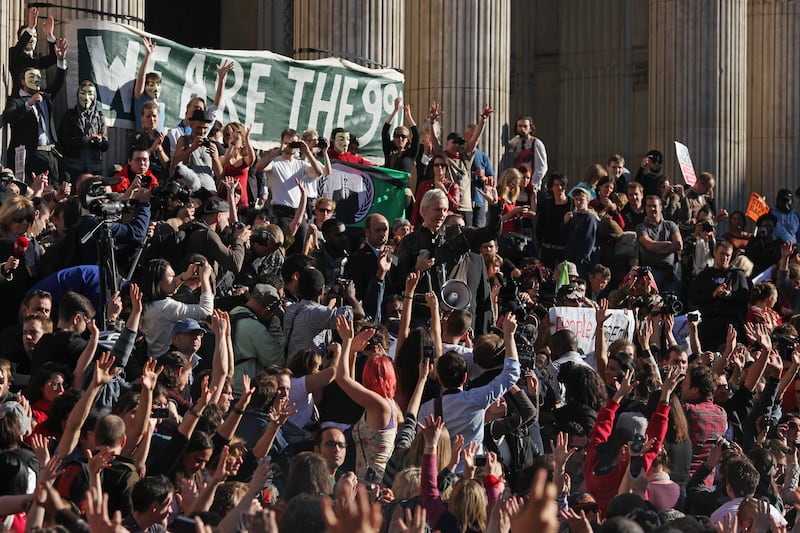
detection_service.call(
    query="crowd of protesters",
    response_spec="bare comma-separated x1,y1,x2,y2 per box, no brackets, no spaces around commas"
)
2,7,800,533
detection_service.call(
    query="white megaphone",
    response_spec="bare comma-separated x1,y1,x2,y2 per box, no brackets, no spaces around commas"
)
441,279,471,310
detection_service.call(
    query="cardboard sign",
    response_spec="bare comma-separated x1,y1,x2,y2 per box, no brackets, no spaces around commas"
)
549,307,635,357
674,141,697,186
745,192,771,221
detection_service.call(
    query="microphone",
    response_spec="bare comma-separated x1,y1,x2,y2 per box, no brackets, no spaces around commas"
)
13,236,29,259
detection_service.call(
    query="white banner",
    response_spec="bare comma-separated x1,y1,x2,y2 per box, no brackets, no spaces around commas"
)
549,306,636,356
674,140,697,187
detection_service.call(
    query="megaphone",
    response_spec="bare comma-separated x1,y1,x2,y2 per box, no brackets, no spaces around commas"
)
441,279,471,310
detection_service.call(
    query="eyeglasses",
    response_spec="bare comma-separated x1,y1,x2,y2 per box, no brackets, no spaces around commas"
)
393,133,408,139
432,163,447,168
323,441,347,449
47,380,65,390
12,216,33,223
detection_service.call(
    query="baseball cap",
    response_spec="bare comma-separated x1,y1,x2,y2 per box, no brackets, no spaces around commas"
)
250,284,280,307
172,318,208,336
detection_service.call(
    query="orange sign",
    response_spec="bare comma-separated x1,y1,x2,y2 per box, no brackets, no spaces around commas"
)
745,192,770,221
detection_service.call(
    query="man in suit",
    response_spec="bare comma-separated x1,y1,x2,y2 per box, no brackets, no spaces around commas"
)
346,213,393,322
3,38,68,183
8,7,57,95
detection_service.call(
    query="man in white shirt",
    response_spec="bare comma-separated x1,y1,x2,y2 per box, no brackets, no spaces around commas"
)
709,458,786,528
256,129,331,231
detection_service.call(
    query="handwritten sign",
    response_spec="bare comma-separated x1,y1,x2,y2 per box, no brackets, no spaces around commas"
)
674,141,697,187
745,192,771,222
549,307,635,357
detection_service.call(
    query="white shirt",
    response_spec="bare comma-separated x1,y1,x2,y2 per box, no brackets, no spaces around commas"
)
266,157,312,208
709,497,786,528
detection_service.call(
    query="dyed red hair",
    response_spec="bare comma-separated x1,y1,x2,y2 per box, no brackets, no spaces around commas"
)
362,355,397,399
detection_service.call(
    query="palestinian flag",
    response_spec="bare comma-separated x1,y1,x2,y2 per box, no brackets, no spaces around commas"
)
317,162,409,228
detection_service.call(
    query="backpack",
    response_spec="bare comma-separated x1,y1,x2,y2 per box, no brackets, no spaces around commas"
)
54,459,91,516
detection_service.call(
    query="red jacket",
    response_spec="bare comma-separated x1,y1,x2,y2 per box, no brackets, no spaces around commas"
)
583,398,670,513
112,166,159,193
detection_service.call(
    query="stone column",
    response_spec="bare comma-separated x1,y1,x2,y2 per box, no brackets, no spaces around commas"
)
2,1,146,168
404,0,511,172
747,0,800,207
294,0,404,70
648,0,747,214
557,0,650,182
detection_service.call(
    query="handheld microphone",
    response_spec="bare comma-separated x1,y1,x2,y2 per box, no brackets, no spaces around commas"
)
12,236,29,259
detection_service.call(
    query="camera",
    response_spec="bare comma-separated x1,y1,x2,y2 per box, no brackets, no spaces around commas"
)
657,291,684,315
317,137,328,149
199,138,212,148
289,141,304,149
162,181,191,204
328,278,351,298
86,180,125,219
637,266,652,278
423,345,434,364
136,174,152,188
233,221,246,230
700,220,714,233
630,434,646,454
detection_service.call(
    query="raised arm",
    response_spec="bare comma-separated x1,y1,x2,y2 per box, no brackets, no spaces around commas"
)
216,375,255,441
133,37,156,100
177,376,217,440
207,311,229,405
287,178,308,237
395,272,420,354
121,358,161,459
72,319,99,390
57,353,121,458
252,397,297,459
333,316,391,415
302,141,328,178
424,291,442,359
302,342,341,394
428,102,443,153
213,61,234,108
594,299,609,380
407,359,432,418
463,104,494,156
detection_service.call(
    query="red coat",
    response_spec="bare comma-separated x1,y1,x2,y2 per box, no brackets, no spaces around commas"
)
583,399,670,513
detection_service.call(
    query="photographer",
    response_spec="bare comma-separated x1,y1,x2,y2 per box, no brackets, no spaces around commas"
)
229,284,285,395
690,240,749,350
72,174,151,269
112,147,159,193
170,109,221,192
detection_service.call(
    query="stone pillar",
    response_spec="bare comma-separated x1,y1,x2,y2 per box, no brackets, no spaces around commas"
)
404,0,511,173
747,0,800,207
648,0,747,214
1,1,146,174
294,0,403,70
557,0,650,182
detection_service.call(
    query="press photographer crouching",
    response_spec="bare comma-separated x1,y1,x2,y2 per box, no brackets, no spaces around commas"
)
111,146,160,194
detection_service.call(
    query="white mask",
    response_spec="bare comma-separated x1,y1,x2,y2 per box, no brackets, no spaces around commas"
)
78,85,96,109
23,69,41,92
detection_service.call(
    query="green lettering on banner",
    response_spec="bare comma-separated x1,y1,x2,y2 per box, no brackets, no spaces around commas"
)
64,20,404,159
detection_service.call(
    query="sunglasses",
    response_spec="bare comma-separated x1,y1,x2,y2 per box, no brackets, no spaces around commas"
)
317,207,333,213
394,133,408,139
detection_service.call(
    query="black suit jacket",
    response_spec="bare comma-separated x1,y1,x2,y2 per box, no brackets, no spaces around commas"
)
8,31,57,94
2,66,65,167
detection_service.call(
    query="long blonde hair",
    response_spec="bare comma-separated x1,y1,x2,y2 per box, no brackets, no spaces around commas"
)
449,478,487,533
497,168,521,204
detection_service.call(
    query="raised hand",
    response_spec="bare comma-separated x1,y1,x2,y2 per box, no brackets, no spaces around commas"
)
85,485,127,533
448,434,465,471
389,505,426,533
43,15,55,39
94,351,120,387
322,485,383,533
428,101,443,122
38,455,62,484
267,398,297,427
335,315,355,343
462,440,480,473
550,431,577,470
87,447,114,477
480,104,495,119
28,7,39,29
404,271,420,295
393,97,401,112
660,365,683,400
30,433,51,469
55,38,68,59
216,60,234,77
142,36,156,55
418,414,443,447
140,358,162,391
613,369,638,402
596,298,610,325
129,282,143,317
560,508,592,533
